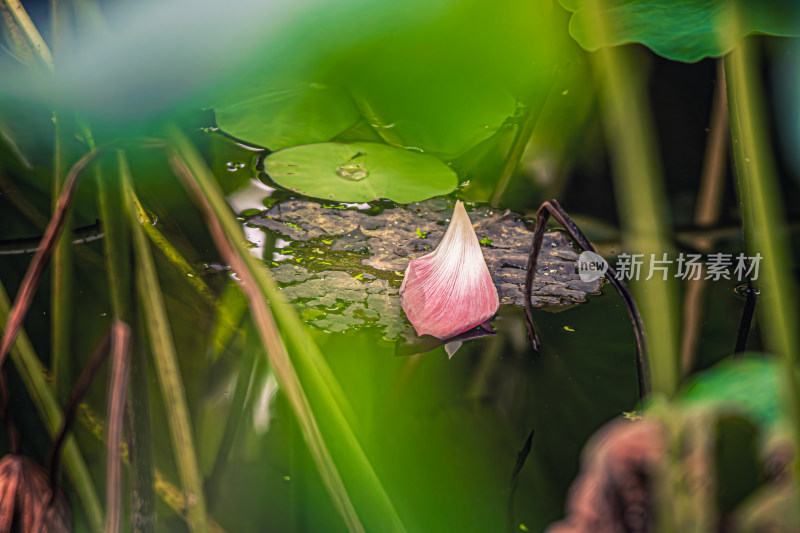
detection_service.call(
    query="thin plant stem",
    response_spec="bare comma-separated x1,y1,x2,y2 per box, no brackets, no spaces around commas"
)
680,60,729,375
2,280,218,532
51,113,73,402
1,0,53,69
524,199,652,400
48,326,113,498
123,164,210,533
169,145,365,533
489,79,554,207
734,281,757,354
77,398,228,532
0,0,34,64
583,0,681,397
0,280,104,531
725,35,800,483
0,139,163,370
168,126,406,533
0,147,102,371
128,186,215,306
105,320,132,533
100,149,156,533
128,312,156,533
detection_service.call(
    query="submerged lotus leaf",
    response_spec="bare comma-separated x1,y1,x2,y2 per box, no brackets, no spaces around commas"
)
559,0,800,62
213,81,360,150
245,198,603,339
263,142,458,203
399,201,499,339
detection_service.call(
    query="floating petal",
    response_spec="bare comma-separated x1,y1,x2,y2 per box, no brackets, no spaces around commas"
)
399,201,499,340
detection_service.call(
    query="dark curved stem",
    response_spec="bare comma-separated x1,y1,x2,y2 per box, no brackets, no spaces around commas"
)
506,430,534,533
734,279,758,354
0,374,18,452
48,325,113,499
524,199,652,400
0,139,163,375
0,139,163,448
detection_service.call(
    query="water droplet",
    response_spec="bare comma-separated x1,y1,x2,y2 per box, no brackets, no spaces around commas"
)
142,210,158,226
734,283,760,298
227,161,246,172
335,162,368,181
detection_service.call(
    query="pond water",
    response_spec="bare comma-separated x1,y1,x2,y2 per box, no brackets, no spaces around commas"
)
0,126,754,533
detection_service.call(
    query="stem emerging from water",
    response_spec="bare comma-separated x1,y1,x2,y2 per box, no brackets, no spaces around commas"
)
725,35,800,485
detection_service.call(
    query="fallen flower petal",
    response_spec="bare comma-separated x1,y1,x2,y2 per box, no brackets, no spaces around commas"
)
399,200,499,340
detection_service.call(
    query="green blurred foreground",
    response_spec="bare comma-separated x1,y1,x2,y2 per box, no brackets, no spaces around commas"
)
1,0,800,531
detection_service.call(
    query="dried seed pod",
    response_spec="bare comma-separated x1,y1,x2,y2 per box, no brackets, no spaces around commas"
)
400,200,499,340
0,454,72,532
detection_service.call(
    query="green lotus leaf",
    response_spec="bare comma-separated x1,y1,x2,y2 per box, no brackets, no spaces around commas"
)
263,142,458,203
558,0,800,62
352,76,518,160
679,354,782,429
214,81,360,150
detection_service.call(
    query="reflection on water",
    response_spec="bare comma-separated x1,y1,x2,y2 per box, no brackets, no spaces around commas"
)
229,178,276,258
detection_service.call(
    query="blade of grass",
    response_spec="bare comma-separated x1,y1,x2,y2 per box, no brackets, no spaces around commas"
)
123,162,209,533
127,314,156,533
127,184,215,306
105,320,132,533
76,401,228,533
2,276,212,532
51,111,74,403
85,128,156,532
1,0,52,69
48,325,113,496
168,127,406,533
0,0,34,64
725,32,800,483
169,144,363,533
102,150,155,533
582,0,681,397
680,59,729,375
207,281,248,364
0,279,104,531
0,139,163,373
0,146,101,373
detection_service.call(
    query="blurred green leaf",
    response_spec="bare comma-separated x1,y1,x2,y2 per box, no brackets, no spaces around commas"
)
558,0,800,62
263,142,458,203
353,78,517,159
680,354,782,429
214,81,360,150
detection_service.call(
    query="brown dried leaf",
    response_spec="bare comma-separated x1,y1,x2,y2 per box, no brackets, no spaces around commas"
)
0,454,72,533
547,419,664,533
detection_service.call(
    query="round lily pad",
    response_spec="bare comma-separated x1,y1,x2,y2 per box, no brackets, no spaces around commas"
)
263,142,459,203
213,81,360,150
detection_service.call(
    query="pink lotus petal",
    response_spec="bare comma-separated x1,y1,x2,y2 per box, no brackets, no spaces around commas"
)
399,200,499,340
